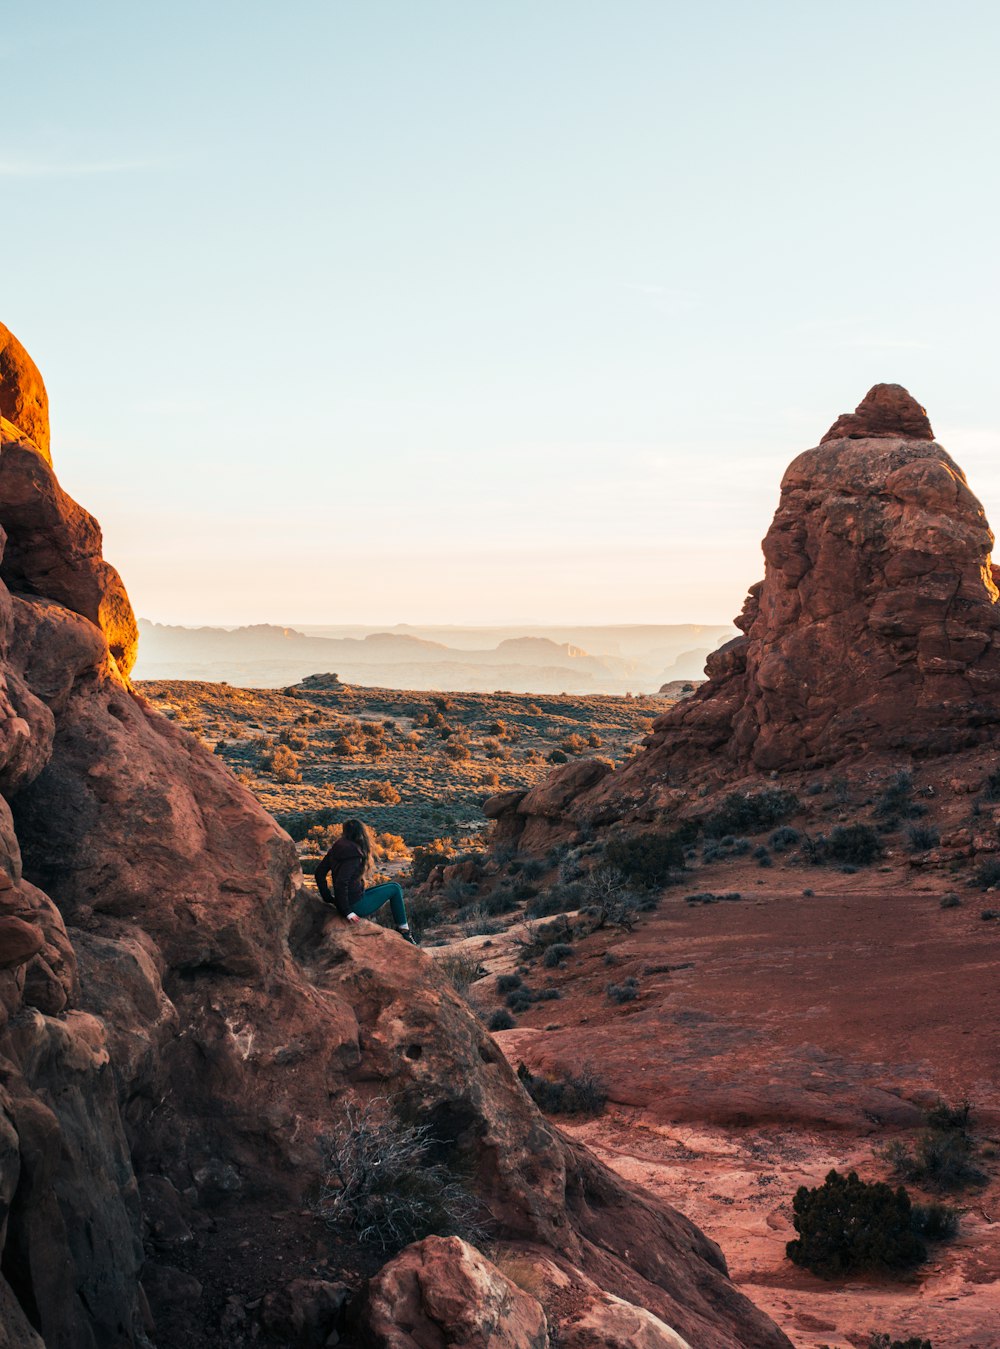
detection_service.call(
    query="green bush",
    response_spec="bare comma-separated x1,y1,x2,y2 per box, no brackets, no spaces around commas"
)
516,1062,607,1115
703,790,799,838
884,1104,985,1192
606,978,639,1004
803,823,883,866
603,825,694,888
786,1170,925,1278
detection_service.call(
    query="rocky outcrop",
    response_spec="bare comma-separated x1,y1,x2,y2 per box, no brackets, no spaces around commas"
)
0,324,789,1348
0,325,49,464
496,385,1000,847
359,1236,549,1348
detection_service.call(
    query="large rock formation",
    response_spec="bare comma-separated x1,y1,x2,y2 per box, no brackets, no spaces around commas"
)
0,325,788,1348
489,384,1000,847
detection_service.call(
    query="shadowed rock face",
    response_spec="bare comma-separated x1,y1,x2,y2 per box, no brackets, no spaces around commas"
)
491,386,1000,845
0,324,788,1349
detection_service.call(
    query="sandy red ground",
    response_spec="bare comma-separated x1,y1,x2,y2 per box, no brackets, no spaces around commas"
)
461,862,1000,1348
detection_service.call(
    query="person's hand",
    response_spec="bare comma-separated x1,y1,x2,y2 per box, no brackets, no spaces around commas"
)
346,912,360,923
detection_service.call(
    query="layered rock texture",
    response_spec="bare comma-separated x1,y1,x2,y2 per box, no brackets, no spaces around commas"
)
0,322,787,1348
490,384,1000,848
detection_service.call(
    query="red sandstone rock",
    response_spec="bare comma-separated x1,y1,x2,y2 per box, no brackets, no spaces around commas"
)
0,915,43,969
0,324,49,462
820,382,934,443
497,386,1000,847
0,322,790,1348
361,1236,549,1348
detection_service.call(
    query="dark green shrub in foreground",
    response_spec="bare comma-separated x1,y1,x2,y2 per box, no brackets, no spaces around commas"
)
786,1170,925,1277
703,789,799,839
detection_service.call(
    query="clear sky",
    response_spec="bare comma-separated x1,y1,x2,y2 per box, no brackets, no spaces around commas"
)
4,1,998,627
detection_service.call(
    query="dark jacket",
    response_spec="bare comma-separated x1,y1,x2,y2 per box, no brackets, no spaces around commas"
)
315,838,365,916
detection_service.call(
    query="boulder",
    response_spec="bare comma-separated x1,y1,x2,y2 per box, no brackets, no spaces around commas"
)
360,1235,549,1349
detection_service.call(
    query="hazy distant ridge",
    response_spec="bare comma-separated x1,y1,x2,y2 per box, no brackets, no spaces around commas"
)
134,620,735,694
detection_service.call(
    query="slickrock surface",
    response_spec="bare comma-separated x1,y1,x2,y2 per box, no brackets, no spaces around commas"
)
490,385,1000,849
0,324,787,1347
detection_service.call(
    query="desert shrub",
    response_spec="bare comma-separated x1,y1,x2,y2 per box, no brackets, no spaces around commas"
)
911,1202,959,1242
262,743,301,783
516,1062,607,1115
403,889,447,930
603,825,694,888
364,779,402,805
939,894,961,909
547,749,568,765
975,856,1000,889
927,1099,972,1132
447,875,481,904
506,988,534,1012
908,824,939,851
786,1170,925,1277
606,978,639,1004
769,826,800,853
436,952,483,994
982,908,1000,920
827,824,880,863
869,1337,933,1349
409,839,455,884
582,867,650,930
884,1104,985,1191
560,733,588,755
823,824,882,865
754,845,772,867
444,739,471,761
278,727,308,750
488,1009,515,1031
703,790,799,839
496,973,522,993
316,1099,483,1252
874,770,918,821
332,733,362,756
526,883,584,919
542,942,573,968
467,889,519,919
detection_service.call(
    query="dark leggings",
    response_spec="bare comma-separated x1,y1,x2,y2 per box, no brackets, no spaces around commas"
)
349,881,408,927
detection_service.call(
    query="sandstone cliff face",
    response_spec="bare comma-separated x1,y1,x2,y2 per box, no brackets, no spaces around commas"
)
0,324,788,1348
493,385,1000,847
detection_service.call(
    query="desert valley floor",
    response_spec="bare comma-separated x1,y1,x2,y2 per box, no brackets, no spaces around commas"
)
139,676,1000,1349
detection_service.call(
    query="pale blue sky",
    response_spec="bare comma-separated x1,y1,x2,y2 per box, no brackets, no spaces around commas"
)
4,1,998,625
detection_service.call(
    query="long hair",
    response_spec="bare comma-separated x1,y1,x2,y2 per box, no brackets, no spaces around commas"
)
342,818,374,881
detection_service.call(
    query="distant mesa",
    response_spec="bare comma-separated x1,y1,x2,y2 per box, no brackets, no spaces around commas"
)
298,671,342,689
493,384,1000,850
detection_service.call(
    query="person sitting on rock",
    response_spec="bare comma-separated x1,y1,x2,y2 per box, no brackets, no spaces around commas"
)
314,818,417,944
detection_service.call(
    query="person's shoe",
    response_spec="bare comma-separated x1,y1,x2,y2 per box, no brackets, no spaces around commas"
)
397,927,419,945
